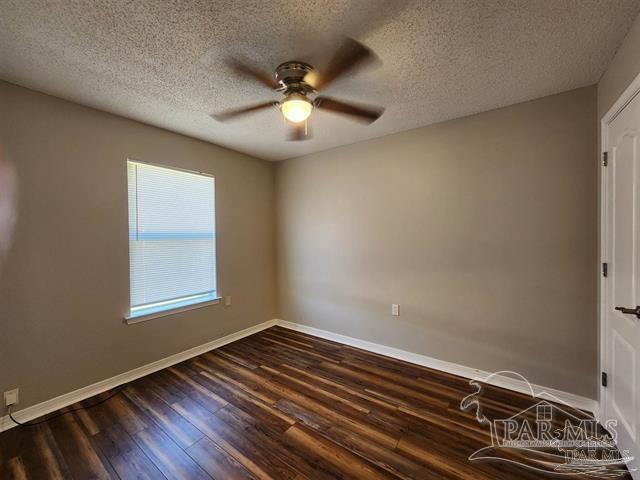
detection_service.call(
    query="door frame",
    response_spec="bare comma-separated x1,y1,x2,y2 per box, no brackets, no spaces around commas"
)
599,71,640,418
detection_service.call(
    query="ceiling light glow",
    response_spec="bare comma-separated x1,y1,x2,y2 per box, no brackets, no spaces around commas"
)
281,94,312,123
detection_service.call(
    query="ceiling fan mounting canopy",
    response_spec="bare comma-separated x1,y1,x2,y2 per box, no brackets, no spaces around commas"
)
275,61,315,95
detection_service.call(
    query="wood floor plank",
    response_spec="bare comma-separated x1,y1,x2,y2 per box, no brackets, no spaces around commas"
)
6,456,28,480
124,383,204,449
285,424,396,480
173,397,298,480
269,326,345,350
133,424,212,480
195,370,296,430
105,393,152,435
215,404,339,480
195,355,280,404
320,361,451,409
344,358,466,400
258,364,371,414
199,351,402,449
240,337,321,368
258,330,343,355
173,398,272,479
93,422,166,480
48,415,116,480
280,363,400,412
1,325,632,479
165,366,229,413
274,398,442,480
215,346,261,370
264,373,401,449
140,371,191,405
22,426,70,480
257,335,343,364
0,424,70,480
221,341,292,368
340,346,469,388
186,436,258,480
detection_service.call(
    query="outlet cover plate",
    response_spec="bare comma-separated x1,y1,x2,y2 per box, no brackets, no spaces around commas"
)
4,388,19,407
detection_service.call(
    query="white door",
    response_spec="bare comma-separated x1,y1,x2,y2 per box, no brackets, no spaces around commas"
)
603,88,640,479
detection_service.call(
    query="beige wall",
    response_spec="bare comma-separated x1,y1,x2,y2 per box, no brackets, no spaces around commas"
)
277,86,598,398
0,81,276,412
598,13,640,118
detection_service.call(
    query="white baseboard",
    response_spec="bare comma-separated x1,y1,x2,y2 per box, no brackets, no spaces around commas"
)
1,317,598,433
275,320,599,414
0,319,277,432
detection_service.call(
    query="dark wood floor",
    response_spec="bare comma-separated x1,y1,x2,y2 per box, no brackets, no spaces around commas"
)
0,326,630,479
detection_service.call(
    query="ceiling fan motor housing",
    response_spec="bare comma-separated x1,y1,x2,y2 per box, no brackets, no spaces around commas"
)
275,61,315,96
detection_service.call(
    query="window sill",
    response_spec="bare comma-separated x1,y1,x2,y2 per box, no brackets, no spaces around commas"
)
124,295,222,325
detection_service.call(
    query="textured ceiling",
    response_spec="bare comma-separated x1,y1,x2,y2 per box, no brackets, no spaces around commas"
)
1,0,639,161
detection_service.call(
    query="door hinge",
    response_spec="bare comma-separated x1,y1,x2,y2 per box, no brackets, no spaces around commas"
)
602,372,608,387
603,151,608,167
602,262,608,277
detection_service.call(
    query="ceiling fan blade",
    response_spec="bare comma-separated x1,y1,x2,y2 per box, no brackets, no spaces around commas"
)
307,37,377,90
226,59,279,90
315,96,384,124
287,121,312,141
212,101,276,122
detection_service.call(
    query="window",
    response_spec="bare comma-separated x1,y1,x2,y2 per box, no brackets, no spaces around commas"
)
537,404,553,422
126,160,217,321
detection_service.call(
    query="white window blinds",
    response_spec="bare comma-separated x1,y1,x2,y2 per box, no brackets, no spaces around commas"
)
127,161,217,316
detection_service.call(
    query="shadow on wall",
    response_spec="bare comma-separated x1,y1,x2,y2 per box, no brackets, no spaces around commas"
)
0,146,17,274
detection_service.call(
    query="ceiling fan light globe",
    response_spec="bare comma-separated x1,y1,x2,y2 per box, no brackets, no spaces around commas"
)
282,96,312,123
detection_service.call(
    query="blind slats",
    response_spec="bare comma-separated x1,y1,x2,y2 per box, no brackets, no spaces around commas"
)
127,161,217,311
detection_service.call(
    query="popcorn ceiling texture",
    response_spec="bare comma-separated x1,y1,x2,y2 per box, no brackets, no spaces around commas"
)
1,0,638,161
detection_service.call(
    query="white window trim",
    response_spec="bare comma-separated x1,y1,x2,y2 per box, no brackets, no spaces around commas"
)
125,158,219,325
124,296,222,325
128,158,215,178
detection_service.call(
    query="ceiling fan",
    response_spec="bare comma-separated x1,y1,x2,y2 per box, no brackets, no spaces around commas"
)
212,37,385,141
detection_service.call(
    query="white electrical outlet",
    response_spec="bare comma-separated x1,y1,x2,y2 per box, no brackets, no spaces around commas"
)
225,296,232,307
4,388,19,407
391,304,400,316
